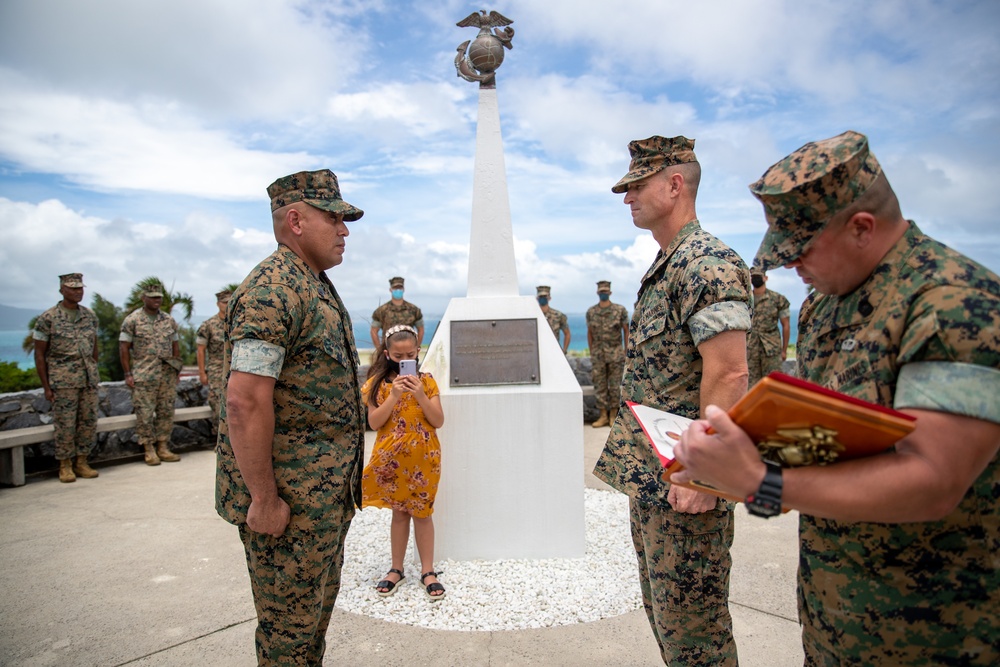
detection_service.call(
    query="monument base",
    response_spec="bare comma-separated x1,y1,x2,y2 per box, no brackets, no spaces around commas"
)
422,295,585,560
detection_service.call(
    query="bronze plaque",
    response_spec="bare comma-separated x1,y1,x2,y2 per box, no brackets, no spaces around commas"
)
450,319,540,386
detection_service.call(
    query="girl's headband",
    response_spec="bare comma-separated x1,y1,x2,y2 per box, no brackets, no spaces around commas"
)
384,324,418,341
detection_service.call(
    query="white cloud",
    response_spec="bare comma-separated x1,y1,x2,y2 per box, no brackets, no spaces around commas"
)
0,69,319,199
0,0,368,120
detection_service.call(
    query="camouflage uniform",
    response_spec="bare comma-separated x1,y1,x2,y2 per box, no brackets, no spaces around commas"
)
371,301,423,341
217,170,365,665
586,301,628,412
594,219,751,665
120,308,180,448
196,313,226,426
543,307,569,341
33,303,100,459
747,287,790,386
751,131,1000,665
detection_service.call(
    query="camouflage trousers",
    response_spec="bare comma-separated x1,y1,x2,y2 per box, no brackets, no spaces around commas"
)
629,496,738,666
591,355,624,412
51,386,98,460
747,338,783,387
206,380,223,431
131,373,176,445
238,510,353,666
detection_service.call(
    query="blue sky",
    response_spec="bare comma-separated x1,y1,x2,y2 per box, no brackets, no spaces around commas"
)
1,0,998,322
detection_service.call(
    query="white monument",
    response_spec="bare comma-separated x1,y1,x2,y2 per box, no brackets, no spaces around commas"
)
419,11,585,560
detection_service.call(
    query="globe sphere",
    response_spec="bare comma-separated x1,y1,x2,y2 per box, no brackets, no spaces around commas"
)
468,36,504,73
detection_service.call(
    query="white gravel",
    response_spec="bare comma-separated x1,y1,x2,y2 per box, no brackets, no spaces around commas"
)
337,488,642,631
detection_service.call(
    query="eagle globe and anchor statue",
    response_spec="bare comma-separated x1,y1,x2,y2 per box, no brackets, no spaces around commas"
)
454,9,514,89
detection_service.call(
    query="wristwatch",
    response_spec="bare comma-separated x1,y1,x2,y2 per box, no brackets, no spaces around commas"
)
746,460,783,518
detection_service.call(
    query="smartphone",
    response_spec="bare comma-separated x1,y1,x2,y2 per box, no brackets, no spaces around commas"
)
399,359,418,376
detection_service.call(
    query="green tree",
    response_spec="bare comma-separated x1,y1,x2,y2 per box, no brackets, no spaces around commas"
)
0,361,41,393
92,293,125,381
178,325,198,365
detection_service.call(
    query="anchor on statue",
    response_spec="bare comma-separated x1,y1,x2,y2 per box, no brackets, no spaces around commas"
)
455,9,515,89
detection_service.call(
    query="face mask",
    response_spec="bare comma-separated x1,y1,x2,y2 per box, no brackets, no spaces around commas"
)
385,357,400,373
537,297,549,306
391,289,404,300
751,275,765,288
598,293,610,302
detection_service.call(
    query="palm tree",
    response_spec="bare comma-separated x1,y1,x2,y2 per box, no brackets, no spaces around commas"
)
21,315,39,355
123,276,195,321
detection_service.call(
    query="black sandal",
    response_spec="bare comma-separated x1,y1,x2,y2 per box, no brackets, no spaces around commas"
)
421,570,446,602
376,569,404,597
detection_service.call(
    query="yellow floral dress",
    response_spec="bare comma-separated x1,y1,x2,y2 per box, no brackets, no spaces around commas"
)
361,373,442,518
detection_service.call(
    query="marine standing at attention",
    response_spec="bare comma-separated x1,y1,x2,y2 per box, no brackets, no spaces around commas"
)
593,136,751,665
536,285,571,353
215,169,366,665
119,283,182,466
586,280,628,428
674,130,1000,666
33,273,101,483
370,276,425,348
197,288,231,431
746,267,791,385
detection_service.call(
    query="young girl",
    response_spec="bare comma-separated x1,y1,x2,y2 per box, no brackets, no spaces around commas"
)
362,324,446,601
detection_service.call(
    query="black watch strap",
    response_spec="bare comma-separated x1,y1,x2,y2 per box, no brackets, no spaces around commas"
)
746,460,783,518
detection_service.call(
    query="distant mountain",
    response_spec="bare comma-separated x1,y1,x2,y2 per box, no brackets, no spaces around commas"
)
0,303,42,331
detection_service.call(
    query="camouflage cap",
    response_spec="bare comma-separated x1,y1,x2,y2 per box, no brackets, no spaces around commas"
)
596,280,612,293
267,169,364,222
750,267,765,278
536,285,551,297
59,273,84,288
750,130,882,271
215,289,233,302
144,283,164,297
389,276,405,288
611,136,698,194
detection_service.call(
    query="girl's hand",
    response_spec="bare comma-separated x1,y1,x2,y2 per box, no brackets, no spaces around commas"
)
388,375,408,398
399,373,425,398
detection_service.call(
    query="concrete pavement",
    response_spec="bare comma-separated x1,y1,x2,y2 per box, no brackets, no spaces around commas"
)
0,427,804,666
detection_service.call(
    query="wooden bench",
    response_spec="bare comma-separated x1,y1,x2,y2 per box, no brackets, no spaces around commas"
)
0,405,213,487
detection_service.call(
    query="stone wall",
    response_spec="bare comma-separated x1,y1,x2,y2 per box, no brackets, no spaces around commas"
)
0,378,213,475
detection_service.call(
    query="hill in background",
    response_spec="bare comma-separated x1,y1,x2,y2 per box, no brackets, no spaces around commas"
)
0,304,39,331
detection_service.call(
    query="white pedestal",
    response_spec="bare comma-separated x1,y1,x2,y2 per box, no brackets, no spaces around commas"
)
422,296,585,560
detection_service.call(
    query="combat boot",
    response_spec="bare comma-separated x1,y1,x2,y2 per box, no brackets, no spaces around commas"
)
58,458,76,483
143,443,161,466
592,409,609,428
156,442,181,463
609,408,619,425
74,455,99,478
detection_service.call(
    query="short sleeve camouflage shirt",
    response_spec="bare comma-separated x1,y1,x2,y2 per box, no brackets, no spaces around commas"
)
371,300,423,335
794,222,1000,663
749,288,790,356
215,244,366,532
543,307,569,338
593,220,752,504
119,309,179,381
33,304,100,388
586,302,629,361
196,313,226,390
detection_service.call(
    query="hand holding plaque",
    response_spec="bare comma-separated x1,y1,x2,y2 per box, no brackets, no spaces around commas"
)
629,372,917,502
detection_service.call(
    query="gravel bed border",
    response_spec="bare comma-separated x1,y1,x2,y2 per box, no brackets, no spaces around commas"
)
336,488,642,631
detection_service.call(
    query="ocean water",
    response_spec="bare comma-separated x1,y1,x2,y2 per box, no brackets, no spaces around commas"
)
0,329,33,369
